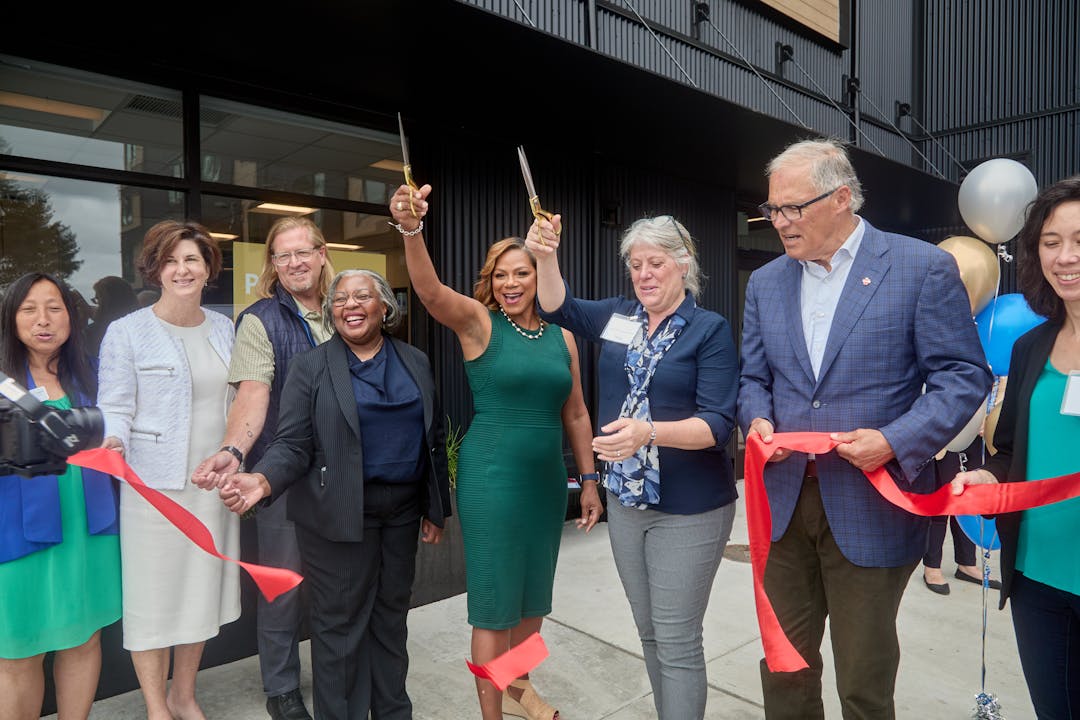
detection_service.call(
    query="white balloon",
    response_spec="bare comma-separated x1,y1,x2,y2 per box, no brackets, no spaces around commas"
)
957,158,1039,245
944,403,983,453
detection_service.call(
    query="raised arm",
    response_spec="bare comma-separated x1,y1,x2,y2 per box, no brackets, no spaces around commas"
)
388,184,490,356
524,215,567,312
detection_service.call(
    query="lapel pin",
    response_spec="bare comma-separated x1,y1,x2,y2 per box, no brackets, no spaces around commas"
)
862,277,871,286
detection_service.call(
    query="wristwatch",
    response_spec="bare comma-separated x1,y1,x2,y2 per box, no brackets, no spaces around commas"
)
578,472,600,487
219,445,244,466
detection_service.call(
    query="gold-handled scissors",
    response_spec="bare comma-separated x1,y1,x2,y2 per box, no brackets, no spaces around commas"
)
517,145,560,246
397,112,418,218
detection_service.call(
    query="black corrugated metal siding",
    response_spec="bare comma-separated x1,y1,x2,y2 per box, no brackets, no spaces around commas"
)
458,0,930,169
411,129,737,432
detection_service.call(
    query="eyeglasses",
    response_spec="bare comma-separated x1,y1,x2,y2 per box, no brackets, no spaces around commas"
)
757,188,839,222
269,247,319,266
331,291,379,307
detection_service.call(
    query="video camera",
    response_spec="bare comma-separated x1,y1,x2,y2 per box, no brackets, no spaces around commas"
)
0,370,104,477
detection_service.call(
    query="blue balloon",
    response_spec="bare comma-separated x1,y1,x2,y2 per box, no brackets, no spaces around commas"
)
956,514,1001,551
974,293,1046,374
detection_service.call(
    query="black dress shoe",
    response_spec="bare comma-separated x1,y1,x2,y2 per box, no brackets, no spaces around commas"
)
267,688,313,720
955,568,1002,589
923,575,950,595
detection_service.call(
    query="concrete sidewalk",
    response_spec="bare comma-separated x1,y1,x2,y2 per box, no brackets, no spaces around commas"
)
55,481,1034,719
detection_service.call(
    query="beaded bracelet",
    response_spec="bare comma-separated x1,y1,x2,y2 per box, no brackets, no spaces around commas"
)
387,219,424,237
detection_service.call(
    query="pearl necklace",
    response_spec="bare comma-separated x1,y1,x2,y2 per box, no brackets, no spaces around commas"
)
500,305,546,340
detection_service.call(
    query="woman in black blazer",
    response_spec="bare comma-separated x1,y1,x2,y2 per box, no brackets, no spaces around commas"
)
951,177,1080,719
221,269,451,720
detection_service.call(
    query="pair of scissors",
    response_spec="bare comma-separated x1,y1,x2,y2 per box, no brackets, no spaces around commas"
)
397,112,418,218
517,145,560,246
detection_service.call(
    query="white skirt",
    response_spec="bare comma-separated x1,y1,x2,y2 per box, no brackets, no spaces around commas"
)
120,480,241,650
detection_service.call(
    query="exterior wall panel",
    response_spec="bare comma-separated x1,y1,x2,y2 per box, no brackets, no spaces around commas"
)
414,129,737,431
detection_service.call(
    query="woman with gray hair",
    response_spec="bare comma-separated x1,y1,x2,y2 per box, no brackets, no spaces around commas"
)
216,268,452,720
527,215,739,720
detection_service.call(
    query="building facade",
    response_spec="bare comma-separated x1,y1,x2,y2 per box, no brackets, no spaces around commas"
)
2,0,1076,706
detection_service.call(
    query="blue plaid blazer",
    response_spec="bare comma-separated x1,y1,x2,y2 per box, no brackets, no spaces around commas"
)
738,220,992,567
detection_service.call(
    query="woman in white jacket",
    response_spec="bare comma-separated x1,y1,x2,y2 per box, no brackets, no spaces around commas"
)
98,220,239,720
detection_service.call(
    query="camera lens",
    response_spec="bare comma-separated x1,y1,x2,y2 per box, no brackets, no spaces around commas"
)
61,407,105,452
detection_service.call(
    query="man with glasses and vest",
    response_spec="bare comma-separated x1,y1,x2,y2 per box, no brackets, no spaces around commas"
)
738,138,991,719
193,216,334,720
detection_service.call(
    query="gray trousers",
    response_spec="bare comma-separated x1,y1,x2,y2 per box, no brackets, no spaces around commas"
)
256,491,304,697
607,494,736,720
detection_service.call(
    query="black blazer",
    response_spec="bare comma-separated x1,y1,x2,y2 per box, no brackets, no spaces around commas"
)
253,334,451,542
981,319,1061,609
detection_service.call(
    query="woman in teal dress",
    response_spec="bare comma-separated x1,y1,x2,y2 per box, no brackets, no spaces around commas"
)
951,176,1080,717
0,272,122,720
389,184,600,720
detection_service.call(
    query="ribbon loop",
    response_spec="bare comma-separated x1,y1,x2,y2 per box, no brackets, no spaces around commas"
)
745,432,1080,672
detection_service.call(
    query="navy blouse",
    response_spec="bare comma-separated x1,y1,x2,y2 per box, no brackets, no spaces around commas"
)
347,338,426,485
540,285,739,514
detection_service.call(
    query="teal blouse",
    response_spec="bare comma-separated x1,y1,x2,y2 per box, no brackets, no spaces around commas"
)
1015,359,1080,594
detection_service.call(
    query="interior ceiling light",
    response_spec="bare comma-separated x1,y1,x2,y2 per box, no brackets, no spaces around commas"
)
326,242,363,251
251,202,317,215
0,91,108,124
370,159,405,172
209,232,239,240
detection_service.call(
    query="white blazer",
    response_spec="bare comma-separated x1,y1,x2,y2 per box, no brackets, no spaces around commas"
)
97,306,235,490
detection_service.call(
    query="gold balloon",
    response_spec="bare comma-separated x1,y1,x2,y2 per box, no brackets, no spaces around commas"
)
984,376,1008,454
937,235,1000,315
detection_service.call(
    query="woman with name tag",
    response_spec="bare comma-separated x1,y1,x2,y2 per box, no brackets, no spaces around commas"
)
951,176,1080,718
389,184,600,720
526,214,739,720
0,272,121,720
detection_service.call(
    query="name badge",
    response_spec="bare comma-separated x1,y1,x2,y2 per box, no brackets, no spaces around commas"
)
1062,371,1080,416
29,386,49,402
600,313,641,345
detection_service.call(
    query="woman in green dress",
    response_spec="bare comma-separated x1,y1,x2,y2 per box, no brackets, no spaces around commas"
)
389,184,600,720
0,272,122,720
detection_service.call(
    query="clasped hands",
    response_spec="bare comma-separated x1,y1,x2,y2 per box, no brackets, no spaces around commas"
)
189,452,268,512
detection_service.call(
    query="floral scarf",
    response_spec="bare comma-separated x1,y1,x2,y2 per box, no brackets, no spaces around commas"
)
606,305,686,508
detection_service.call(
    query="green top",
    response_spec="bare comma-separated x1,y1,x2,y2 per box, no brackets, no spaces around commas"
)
1016,359,1080,594
0,396,122,658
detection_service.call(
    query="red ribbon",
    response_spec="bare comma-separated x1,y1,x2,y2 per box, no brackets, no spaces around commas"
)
745,432,1080,672
71,447,303,603
465,632,549,691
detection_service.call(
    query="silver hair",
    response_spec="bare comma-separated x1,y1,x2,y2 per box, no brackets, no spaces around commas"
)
618,216,703,299
766,138,864,212
323,269,402,332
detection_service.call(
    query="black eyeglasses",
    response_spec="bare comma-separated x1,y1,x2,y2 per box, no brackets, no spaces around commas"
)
757,188,839,222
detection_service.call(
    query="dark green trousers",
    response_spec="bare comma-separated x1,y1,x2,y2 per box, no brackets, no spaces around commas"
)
761,475,918,720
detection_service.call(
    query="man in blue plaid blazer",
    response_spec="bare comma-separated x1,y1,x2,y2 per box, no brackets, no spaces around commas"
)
738,139,992,719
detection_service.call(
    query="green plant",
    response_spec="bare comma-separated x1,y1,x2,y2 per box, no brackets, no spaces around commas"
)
445,415,465,491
